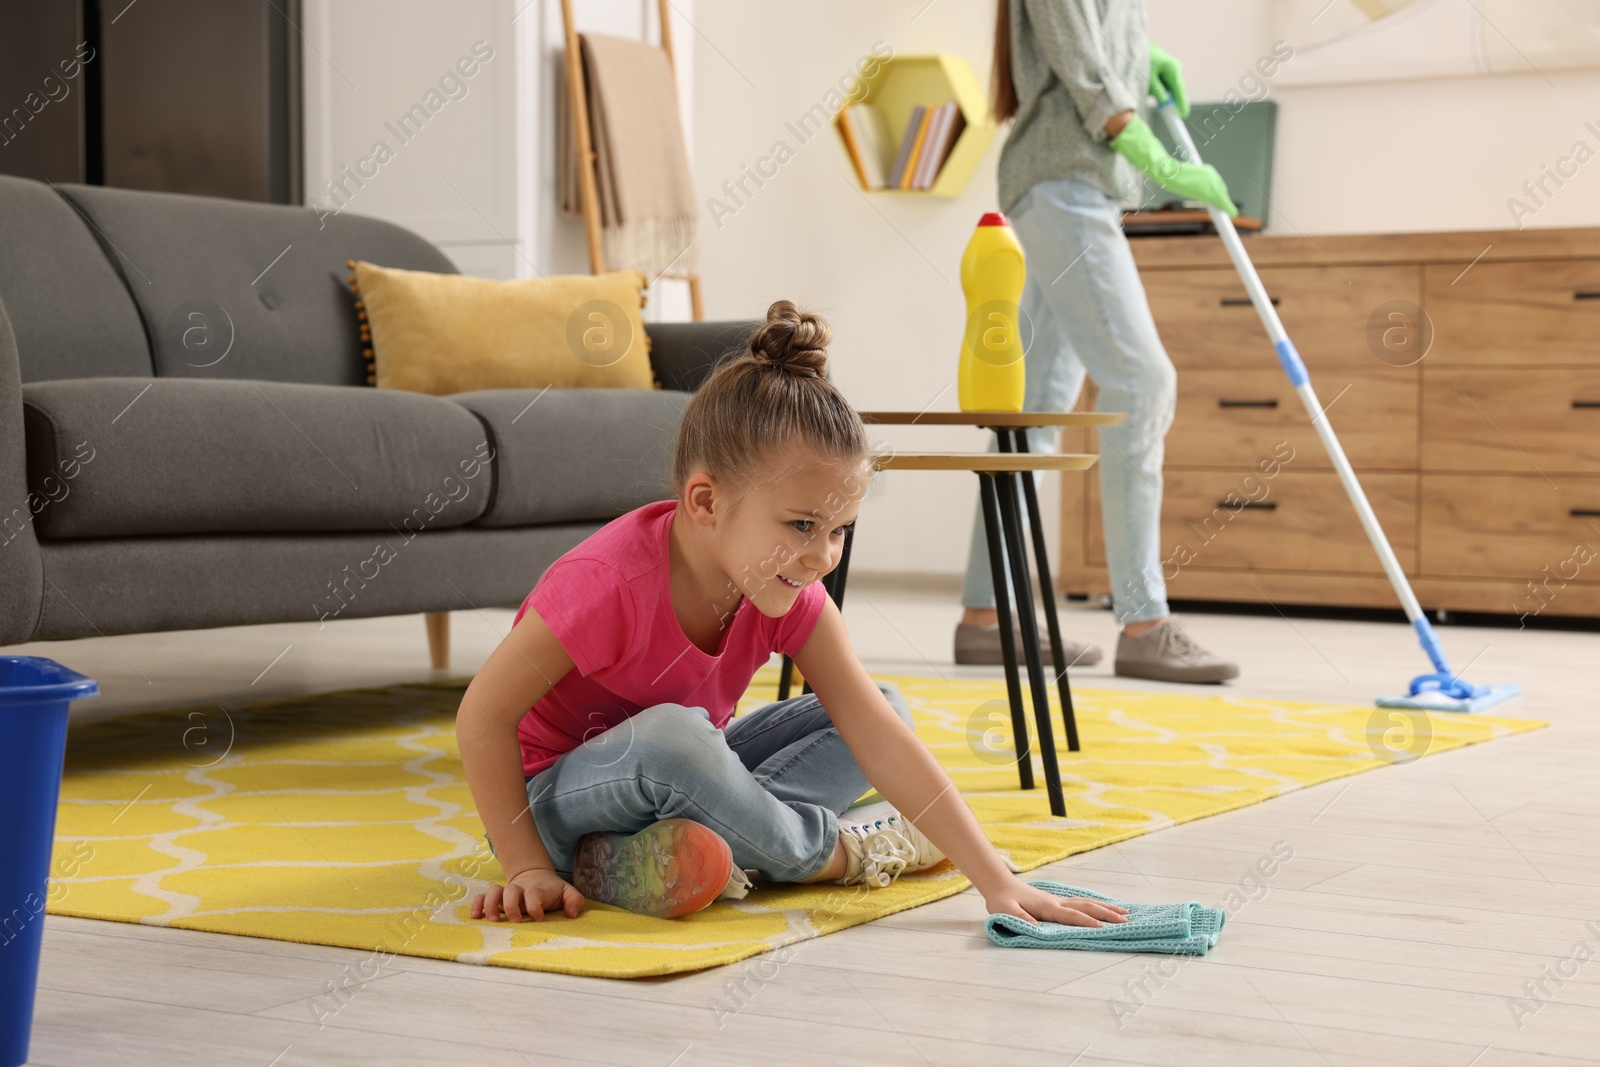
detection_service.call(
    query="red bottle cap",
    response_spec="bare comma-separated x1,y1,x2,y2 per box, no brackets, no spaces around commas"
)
976,212,1010,227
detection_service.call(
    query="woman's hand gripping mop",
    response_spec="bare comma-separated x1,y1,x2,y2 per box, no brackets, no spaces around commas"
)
1150,100,1520,714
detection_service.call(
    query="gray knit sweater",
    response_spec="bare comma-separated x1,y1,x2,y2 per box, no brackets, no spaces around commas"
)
996,0,1149,215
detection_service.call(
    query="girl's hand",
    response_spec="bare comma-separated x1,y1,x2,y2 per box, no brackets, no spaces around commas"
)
471,867,585,922
985,878,1130,929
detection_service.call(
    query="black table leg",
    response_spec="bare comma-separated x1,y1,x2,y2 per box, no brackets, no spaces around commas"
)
780,523,855,701
832,522,856,606
979,472,1034,792
993,461,1067,817
1009,429,1082,752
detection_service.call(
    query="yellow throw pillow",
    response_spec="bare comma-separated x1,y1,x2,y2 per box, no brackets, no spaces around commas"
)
346,262,657,394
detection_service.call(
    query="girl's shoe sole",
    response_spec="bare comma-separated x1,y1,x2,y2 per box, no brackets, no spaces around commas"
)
572,818,734,919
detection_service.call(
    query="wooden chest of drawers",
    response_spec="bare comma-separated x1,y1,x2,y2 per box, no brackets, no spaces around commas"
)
1058,227,1600,620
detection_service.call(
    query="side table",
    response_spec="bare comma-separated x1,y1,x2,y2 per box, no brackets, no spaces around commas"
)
778,407,1124,817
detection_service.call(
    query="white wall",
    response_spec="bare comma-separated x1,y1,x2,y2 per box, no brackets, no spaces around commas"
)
1146,0,1600,236
691,0,1600,582
690,1,1019,583
303,0,522,277
298,1,1600,583
302,0,695,319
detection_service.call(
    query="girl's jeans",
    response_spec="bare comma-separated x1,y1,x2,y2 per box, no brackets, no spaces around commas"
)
960,178,1178,625
485,682,914,884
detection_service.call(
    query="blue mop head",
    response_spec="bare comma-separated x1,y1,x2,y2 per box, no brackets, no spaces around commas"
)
1376,670,1522,713
1379,618,1522,712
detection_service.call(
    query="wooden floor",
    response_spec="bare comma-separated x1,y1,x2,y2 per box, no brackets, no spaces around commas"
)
11,584,1597,1066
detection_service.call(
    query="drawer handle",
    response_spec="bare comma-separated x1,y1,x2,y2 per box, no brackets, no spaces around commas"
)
1218,398,1280,409
1220,296,1279,307
1575,291,1600,301
1573,400,1600,409
1572,508,1600,517
1221,500,1278,510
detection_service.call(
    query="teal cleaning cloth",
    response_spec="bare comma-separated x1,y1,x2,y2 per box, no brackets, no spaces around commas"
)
986,881,1226,955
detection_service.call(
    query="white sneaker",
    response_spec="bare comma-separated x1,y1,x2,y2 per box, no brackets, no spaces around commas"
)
832,810,946,888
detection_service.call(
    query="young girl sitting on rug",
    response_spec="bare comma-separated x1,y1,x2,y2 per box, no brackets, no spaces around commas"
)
457,299,1129,930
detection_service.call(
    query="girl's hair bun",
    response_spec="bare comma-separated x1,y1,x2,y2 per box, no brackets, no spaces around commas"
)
671,298,867,499
748,299,829,379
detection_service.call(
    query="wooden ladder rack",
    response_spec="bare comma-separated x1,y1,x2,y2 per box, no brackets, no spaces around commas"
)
559,0,704,320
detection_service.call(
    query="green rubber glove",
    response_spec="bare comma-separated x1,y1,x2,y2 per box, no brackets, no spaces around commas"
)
1148,44,1189,117
1111,114,1238,217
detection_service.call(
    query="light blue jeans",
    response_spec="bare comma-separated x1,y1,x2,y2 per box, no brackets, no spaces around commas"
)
961,178,1177,625
485,682,914,884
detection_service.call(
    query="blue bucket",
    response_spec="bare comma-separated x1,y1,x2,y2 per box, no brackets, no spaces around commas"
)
0,657,98,1067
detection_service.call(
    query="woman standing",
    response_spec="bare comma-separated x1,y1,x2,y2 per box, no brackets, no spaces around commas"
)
953,0,1239,683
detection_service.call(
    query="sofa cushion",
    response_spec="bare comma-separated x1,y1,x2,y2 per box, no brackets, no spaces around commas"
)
351,262,656,393
54,184,457,386
30,522,603,641
22,378,494,539
450,387,688,527
0,301,43,646
0,177,153,382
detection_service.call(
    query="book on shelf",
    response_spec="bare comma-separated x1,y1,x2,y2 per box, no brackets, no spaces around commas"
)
938,104,967,186
886,104,925,189
913,102,964,190
848,100,969,191
908,104,944,190
836,110,871,189
897,105,935,190
915,103,934,189
840,103,893,189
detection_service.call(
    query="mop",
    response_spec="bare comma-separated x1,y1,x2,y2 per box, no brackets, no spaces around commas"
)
1152,101,1520,713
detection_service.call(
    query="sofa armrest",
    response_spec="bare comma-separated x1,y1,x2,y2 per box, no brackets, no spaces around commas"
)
0,297,43,646
645,320,760,393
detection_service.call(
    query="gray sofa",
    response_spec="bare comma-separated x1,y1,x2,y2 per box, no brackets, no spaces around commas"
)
0,175,755,665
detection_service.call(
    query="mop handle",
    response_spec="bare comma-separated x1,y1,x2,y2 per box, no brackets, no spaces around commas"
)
1152,102,1431,632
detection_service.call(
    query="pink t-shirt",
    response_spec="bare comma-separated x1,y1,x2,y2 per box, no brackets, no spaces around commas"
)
512,499,828,776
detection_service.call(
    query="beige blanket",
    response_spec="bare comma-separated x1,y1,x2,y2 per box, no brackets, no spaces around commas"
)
559,32,699,279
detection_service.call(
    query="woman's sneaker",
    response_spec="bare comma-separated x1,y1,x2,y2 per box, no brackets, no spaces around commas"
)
832,811,947,888
954,620,1103,668
1114,616,1239,684
572,818,739,919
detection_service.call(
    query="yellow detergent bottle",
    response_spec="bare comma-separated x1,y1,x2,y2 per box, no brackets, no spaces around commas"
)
958,211,1027,412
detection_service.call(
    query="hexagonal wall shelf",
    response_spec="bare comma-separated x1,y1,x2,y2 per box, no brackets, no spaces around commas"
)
835,53,996,197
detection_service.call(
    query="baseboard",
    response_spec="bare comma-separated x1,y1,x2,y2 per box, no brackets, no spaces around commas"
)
847,571,964,595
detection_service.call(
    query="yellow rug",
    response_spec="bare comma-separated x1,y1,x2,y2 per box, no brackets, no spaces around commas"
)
47,668,1543,978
